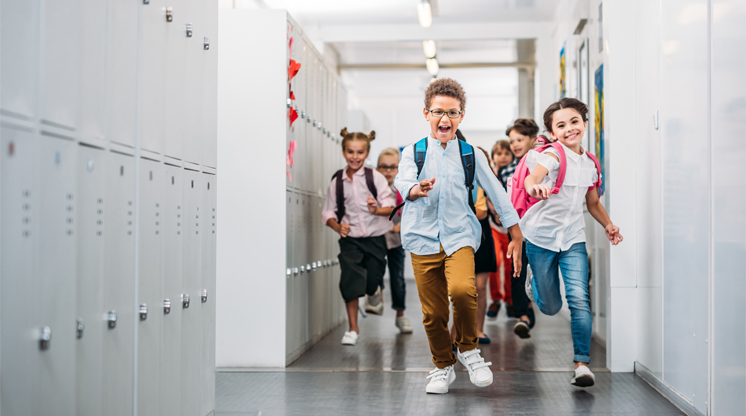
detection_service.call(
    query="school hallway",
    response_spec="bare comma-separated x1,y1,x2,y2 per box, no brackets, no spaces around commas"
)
215,280,682,415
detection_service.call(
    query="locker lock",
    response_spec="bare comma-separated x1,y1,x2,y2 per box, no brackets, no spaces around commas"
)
312,120,316,127
201,289,208,303
300,265,305,274
307,116,311,124
204,37,210,50
323,127,326,134
319,260,323,268
317,122,322,131
107,310,117,329
306,263,312,272
286,98,292,108
186,23,193,37
312,262,317,271
140,304,148,321
286,269,292,278
182,294,190,309
166,7,173,22
301,111,306,119
293,267,299,276
164,299,171,314
39,326,52,351
76,318,84,339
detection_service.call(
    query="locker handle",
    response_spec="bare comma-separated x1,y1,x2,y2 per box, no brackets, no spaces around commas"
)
76,318,84,339
186,23,193,38
306,264,312,272
300,266,305,274
107,310,117,329
182,294,190,309
143,0,150,3
39,326,51,350
201,289,208,303
204,37,210,50
286,98,292,108
293,267,299,276
301,111,306,119
312,262,317,271
164,299,171,314
287,269,292,278
139,304,148,321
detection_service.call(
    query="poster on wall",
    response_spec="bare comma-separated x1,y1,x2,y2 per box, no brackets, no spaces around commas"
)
560,44,567,98
594,64,605,197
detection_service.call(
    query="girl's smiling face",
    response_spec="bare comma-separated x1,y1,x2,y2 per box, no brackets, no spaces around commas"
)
343,139,369,172
508,130,534,159
549,108,587,153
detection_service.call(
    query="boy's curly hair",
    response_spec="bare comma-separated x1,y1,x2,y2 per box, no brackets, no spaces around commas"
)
424,78,466,110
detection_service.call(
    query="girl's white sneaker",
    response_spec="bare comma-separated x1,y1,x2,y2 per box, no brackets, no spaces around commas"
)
425,365,456,394
457,349,493,387
395,316,413,334
571,365,596,387
341,331,358,346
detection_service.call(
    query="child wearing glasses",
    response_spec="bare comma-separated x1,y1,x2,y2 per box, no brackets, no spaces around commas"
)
376,148,412,334
322,129,396,346
394,78,523,394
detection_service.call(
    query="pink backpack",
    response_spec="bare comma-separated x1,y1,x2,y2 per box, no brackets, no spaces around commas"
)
509,143,602,218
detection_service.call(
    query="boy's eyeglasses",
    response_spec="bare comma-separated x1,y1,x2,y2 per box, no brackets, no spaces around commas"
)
377,165,398,171
427,108,463,119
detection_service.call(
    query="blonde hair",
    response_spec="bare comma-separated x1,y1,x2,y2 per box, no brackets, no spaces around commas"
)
377,147,400,165
340,128,376,152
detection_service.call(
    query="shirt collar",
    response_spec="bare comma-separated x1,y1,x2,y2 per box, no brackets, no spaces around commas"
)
558,141,582,162
343,165,366,180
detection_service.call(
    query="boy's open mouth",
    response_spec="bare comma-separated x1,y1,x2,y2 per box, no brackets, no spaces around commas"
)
438,125,451,134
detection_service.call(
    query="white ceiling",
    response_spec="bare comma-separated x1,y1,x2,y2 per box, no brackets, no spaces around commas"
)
333,40,518,66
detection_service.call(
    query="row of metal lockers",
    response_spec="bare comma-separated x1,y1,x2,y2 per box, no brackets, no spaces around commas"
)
1,0,218,415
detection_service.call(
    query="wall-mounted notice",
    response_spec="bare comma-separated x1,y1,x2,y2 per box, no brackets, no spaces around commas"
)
560,43,567,98
594,64,605,197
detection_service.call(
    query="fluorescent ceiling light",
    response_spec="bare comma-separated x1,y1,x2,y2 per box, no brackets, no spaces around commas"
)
426,58,439,76
422,40,436,58
418,0,432,28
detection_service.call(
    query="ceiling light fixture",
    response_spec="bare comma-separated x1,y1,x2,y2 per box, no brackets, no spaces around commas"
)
426,58,439,76
422,40,437,58
418,0,432,28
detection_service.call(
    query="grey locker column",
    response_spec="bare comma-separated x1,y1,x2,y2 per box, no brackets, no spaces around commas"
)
102,151,136,416
38,136,78,416
105,0,138,148
182,169,203,416
286,190,295,358
1,128,41,416
164,0,187,161
201,3,218,169
161,164,184,416
138,0,167,154
0,0,39,119
76,145,106,416
182,0,205,164
137,159,164,415
201,174,217,416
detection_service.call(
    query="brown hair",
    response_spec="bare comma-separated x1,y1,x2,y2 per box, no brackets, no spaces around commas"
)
424,78,467,110
340,128,376,152
505,118,539,138
543,98,589,133
491,140,513,159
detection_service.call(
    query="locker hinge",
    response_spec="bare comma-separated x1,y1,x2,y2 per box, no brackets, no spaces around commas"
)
164,299,172,314
39,326,52,350
107,310,117,329
139,304,148,321
76,318,84,339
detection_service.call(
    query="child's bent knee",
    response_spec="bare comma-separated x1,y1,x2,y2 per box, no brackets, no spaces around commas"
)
538,302,561,316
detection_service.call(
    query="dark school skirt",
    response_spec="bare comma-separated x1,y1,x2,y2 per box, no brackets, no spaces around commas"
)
337,235,388,303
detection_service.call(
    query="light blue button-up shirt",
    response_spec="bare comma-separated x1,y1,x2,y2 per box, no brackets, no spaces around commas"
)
394,136,520,256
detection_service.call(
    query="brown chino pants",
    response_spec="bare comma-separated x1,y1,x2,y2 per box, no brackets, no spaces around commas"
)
411,245,478,368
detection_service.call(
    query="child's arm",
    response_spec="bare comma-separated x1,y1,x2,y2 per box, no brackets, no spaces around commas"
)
321,179,351,237
585,188,623,245
524,152,559,200
325,218,351,237
395,145,435,204
474,151,523,276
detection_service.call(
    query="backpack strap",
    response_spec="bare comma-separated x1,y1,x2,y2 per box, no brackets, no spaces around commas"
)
363,167,378,200
457,139,477,213
585,151,603,191
332,169,345,223
535,143,568,195
389,138,428,220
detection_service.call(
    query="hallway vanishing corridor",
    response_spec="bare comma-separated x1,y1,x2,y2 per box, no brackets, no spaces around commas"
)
215,281,683,415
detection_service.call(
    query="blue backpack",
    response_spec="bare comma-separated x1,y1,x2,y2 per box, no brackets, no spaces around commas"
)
389,137,478,220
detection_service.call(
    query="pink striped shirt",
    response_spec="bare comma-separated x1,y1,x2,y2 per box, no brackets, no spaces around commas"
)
321,166,395,238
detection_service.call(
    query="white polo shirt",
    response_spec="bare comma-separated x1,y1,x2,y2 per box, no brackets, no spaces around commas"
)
519,142,600,252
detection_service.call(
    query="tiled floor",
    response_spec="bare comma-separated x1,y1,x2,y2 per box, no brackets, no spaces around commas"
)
217,279,684,415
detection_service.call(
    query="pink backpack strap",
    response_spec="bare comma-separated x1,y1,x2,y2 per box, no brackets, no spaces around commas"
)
585,151,603,191
535,143,567,194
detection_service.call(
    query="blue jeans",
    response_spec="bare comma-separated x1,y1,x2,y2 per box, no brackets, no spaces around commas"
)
525,240,592,363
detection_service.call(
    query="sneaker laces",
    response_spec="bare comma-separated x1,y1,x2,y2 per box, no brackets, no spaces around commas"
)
461,349,492,371
426,367,450,382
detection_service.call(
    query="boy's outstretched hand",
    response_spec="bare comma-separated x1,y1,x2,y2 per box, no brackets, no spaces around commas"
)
408,178,436,201
605,224,623,245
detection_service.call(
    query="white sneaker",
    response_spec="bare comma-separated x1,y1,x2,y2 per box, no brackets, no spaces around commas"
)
524,264,534,301
341,331,358,346
395,316,413,334
425,365,456,394
365,288,384,315
457,349,493,387
571,365,596,387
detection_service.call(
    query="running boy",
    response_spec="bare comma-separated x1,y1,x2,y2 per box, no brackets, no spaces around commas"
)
394,78,523,394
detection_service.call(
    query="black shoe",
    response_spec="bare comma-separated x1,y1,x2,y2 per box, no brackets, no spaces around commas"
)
506,303,515,318
527,308,536,329
486,302,500,321
513,321,531,339
478,335,491,344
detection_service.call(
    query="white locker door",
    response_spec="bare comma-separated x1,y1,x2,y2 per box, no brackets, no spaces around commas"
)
42,0,81,131
138,0,167,154
102,151,136,416
161,164,184,416
137,159,164,416
164,0,187,160
1,128,41,416
38,136,78,416
201,4,218,168
106,0,138,148
286,190,296,357
181,169,203,416
200,174,217,416
182,0,205,164
0,1,39,119
76,145,106,416
79,0,108,141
